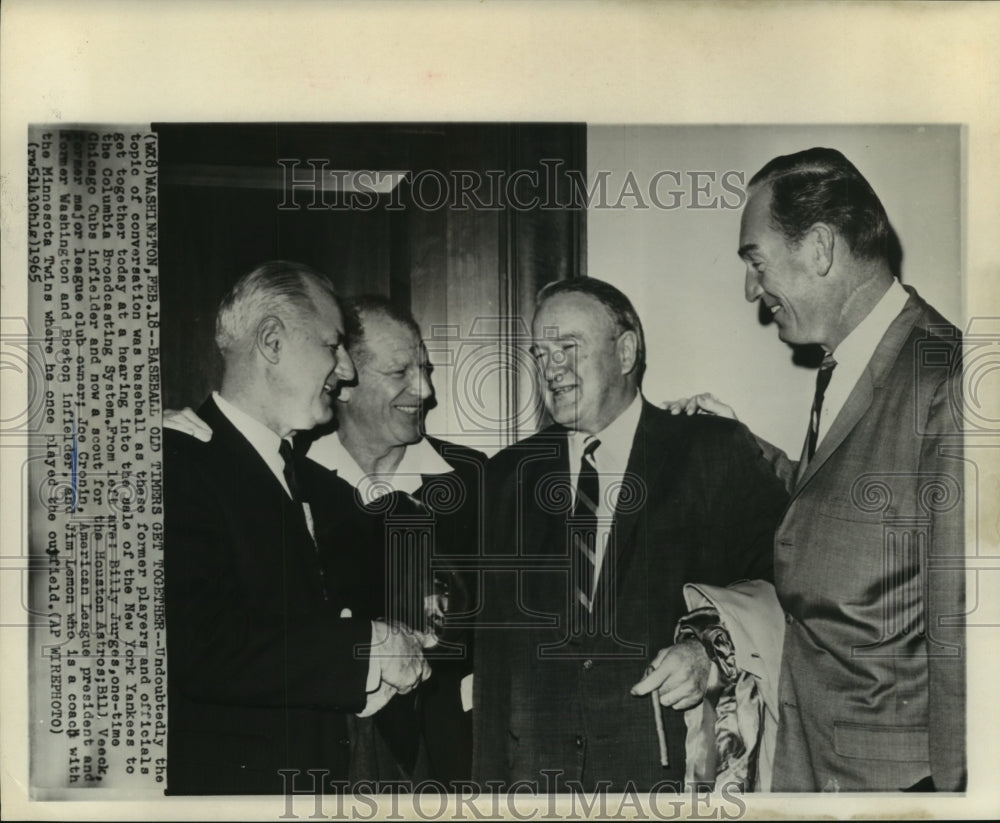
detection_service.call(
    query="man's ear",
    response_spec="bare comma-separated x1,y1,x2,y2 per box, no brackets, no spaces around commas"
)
256,315,284,364
617,329,639,375
807,223,835,277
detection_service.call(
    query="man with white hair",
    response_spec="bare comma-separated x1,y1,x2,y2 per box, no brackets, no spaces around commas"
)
164,261,432,795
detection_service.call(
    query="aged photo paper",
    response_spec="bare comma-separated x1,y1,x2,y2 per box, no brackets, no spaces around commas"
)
2,1,999,820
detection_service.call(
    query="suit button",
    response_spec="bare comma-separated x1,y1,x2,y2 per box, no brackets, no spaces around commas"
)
574,735,585,749
339,738,350,746
583,658,593,671
785,613,794,625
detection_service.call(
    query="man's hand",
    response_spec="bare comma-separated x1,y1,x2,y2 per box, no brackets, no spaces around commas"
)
631,639,713,710
163,407,213,442
661,393,737,420
370,620,435,695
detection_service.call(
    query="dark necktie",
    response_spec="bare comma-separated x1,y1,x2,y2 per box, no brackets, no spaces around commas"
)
805,354,837,462
279,438,304,503
280,438,329,599
573,437,601,616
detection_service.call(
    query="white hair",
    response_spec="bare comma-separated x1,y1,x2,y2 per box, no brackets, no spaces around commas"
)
214,261,336,355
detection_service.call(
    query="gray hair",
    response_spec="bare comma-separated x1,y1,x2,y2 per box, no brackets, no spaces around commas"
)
215,261,337,354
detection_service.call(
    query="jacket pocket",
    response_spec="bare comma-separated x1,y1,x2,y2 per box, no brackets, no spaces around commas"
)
833,721,928,762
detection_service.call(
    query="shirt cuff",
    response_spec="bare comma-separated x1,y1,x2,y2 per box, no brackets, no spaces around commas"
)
356,622,397,717
365,620,381,693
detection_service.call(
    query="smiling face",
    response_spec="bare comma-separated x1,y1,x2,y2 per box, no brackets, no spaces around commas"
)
272,286,355,434
340,312,433,452
530,291,637,435
739,184,832,347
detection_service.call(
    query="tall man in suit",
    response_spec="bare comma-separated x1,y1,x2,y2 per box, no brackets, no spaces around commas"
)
472,277,788,792
164,262,431,795
668,148,966,791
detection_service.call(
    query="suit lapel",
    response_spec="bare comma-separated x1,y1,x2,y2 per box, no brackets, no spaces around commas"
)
527,432,570,557
199,397,315,549
792,291,923,497
609,402,676,580
511,431,570,633
795,369,874,490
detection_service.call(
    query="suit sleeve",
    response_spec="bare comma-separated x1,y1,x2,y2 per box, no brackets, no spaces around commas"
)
749,433,799,495
719,422,790,583
164,433,372,712
922,366,966,790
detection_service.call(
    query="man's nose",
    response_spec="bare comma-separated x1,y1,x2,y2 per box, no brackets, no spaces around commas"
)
745,268,763,303
334,347,356,382
543,352,565,383
413,368,433,401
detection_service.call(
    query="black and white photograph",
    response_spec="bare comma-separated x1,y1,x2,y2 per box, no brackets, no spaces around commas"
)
2,2,999,821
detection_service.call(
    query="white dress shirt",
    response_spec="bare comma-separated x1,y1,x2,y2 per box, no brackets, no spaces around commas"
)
308,431,454,502
566,392,643,600
817,280,909,447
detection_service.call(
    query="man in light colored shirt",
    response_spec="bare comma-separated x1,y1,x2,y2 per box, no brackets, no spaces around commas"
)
308,296,486,786
667,148,965,791
163,262,431,794
473,277,787,792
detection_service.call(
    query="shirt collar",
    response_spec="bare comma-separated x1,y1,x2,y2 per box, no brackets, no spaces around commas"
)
212,391,291,494
830,278,909,369
568,391,643,474
306,431,453,499
306,430,367,487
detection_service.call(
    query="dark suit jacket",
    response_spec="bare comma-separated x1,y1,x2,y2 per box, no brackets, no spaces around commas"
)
760,288,966,791
164,397,373,795
472,400,788,792
333,436,486,785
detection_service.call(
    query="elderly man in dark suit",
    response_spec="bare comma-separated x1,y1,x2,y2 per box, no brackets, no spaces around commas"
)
472,277,788,792
669,148,966,791
165,293,483,788
164,262,431,795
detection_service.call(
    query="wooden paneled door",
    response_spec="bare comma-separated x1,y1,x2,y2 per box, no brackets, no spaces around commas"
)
155,123,586,449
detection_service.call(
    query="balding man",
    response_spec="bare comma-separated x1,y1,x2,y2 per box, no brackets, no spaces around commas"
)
473,277,788,792
307,296,484,786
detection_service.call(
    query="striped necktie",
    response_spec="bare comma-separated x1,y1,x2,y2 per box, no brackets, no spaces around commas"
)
573,437,601,617
805,354,837,463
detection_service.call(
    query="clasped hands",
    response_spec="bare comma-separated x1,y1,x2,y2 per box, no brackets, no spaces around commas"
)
164,404,721,714
358,620,437,718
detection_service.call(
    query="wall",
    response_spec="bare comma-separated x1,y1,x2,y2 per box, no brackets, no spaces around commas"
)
587,125,962,455
155,122,586,453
